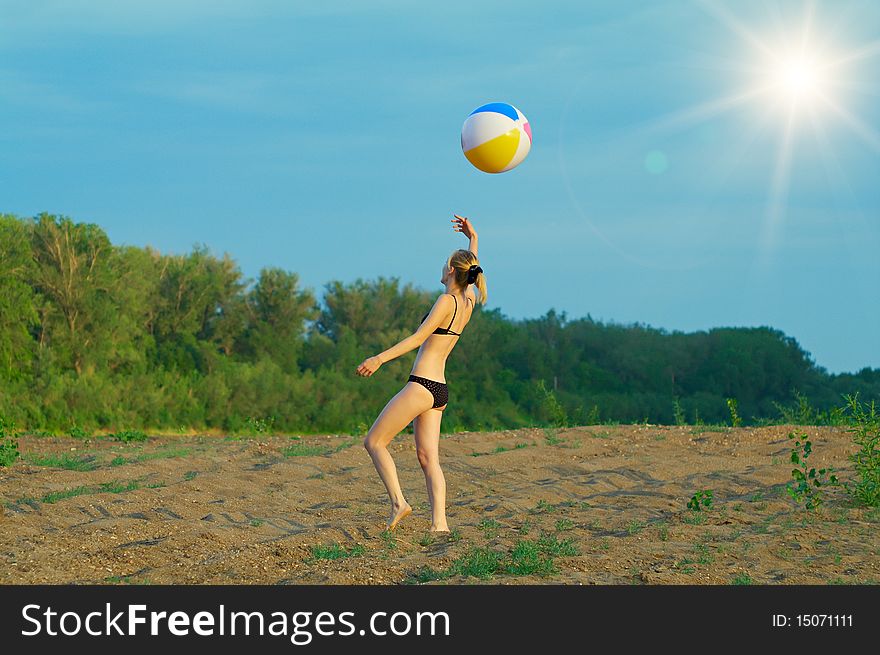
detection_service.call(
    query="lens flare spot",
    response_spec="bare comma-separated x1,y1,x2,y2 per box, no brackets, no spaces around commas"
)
644,150,669,175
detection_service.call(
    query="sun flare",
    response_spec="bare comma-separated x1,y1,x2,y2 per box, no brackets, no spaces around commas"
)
771,53,825,101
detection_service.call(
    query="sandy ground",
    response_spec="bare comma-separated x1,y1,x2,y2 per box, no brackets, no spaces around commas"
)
1,424,877,585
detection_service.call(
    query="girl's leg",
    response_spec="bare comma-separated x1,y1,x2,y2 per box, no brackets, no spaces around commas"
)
413,405,449,532
363,383,434,530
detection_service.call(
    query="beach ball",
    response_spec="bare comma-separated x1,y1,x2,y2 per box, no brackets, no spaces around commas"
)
461,102,532,173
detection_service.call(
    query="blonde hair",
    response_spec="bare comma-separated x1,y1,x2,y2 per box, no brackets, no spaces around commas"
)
447,249,487,305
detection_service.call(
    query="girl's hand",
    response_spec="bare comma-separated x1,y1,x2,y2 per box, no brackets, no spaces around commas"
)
356,356,382,377
452,214,477,239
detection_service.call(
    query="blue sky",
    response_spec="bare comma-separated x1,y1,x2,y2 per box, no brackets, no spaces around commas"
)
1,0,878,373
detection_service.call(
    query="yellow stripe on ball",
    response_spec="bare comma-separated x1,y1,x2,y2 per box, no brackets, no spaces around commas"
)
463,128,521,174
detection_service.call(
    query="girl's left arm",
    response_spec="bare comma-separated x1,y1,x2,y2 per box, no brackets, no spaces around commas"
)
355,295,454,376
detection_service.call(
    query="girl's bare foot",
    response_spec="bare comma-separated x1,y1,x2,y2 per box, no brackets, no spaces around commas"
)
387,502,412,531
429,525,449,533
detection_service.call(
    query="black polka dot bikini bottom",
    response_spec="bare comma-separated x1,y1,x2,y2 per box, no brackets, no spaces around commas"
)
408,374,449,408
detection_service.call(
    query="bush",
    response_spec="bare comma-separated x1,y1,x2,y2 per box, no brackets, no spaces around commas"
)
0,417,20,466
840,393,880,507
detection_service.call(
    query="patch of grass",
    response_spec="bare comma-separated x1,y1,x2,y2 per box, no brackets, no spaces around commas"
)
536,533,579,557
506,540,557,576
41,485,94,504
681,512,706,525
627,520,645,535
283,443,326,457
405,566,449,584
675,557,696,574
731,573,753,585
479,518,501,537
109,429,148,443
529,499,556,514
107,447,191,467
183,471,197,481
307,472,325,480
418,534,434,547
99,480,141,494
307,543,366,562
250,519,264,527
591,431,611,439
555,518,575,532
68,425,92,439
332,437,360,453
105,574,151,585
543,427,564,446
598,538,611,550
22,452,98,471
690,425,729,435
657,522,669,541
519,519,532,535
145,482,166,489
380,530,397,552
37,478,143,504
694,543,715,565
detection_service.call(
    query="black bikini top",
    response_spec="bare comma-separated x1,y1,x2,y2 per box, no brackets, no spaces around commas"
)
421,294,470,336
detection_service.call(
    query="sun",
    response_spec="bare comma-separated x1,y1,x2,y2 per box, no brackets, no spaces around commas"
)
771,53,824,101
644,0,880,270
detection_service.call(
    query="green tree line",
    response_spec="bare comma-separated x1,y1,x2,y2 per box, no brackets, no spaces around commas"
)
1,212,877,434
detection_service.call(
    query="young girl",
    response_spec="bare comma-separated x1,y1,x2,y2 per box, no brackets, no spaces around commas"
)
356,214,487,532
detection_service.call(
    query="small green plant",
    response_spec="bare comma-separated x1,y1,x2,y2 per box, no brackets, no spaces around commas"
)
418,533,434,547
672,397,686,426
479,518,501,537
543,427,564,446
183,471,198,481
773,389,846,426
110,429,148,443
250,519,264,527
537,379,568,428
726,398,742,428
586,404,601,426
283,443,325,457
555,518,575,532
786,431,840,510
530,499,556,514
307,543,366,562
658,522,669,541
627,520,645,534
22,453,98,471
68,424,92,439
0,418,21,467
245,416,276,435
332,437,359,453
731,573,753,585
839,393,880,508
450,547,504,579
380,530,397,551
687,489,714,511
